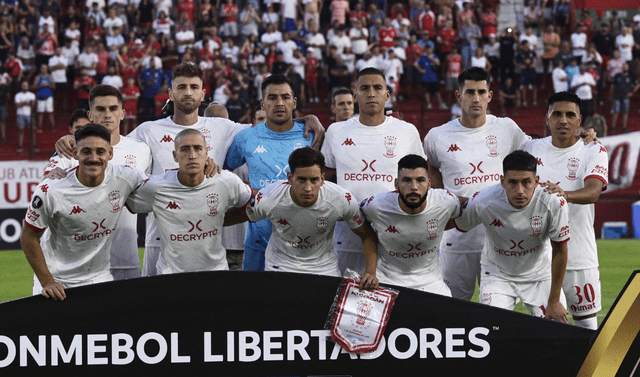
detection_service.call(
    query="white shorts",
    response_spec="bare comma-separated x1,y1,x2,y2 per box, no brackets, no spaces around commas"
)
440,251,481,301
563,268,602,316
32,271,113,295
142,246,161,276
265,258,340,277
377,265,451,296
479,274,567,318
37,97,54,113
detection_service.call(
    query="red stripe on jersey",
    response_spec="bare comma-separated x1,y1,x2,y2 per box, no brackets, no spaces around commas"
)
453,218,467,233
24,220,45,233
552,238,570,246
584,175,608,192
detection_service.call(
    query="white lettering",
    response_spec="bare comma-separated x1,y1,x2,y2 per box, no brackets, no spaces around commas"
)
227,331,234,362
170,333,190,363
19,335,46,366
238,331,261,362
310,330,329,360
0,218,21,243
445,328,465,358
51,335,82,366
204,332,223,362
419,328,443,358
287,330,310,361
0,335,16,368
388,328,418,360
111,333,134,365
136,332,167,364
87,334,108,365
468,327,490,358
263,331,283,361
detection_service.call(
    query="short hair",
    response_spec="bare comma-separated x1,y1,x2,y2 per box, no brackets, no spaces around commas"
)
502,150,537,175
69,108,89,128
397,154,429,176
289,147,325,175
174,128,206,148
356,67,386,83
457,67,490,89
261,74,294,97
548,91,581,109
75,123,110,144
89,84,123,106
332,87,352,104
172,62,204,82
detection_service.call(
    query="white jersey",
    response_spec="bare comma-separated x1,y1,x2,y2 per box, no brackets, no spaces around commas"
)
43,136,152,271
321,116,426,253
127,116,251,247
523,137,608,270
424,115,530,253
454,184,570,282
25,165,146,285
246,181,364,276
360,189,460,290
126,170,252,274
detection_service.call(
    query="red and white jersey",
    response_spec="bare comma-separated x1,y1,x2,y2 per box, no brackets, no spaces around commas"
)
127,170,252,273
424,115,530,253
128,116,250,247
360,189,460,289
454,184,570,282
246,181,364,276
523,137,608,270
24,165,146,285
322,116,426,253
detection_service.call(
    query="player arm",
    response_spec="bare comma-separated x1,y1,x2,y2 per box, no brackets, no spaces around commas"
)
428,164,444,189
294,114,324,150
350,222,379,290
546,240,569,323
445,195,467,229
20,225,66,301
542,177,605,204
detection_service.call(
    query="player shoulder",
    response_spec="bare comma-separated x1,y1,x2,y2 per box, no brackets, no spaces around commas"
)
359,190,397,210
425,118,460,138
522,136,551,152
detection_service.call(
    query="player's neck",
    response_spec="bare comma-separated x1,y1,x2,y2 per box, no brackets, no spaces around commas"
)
266,119,294,133
551,135,580,149
76,169,105,187
177,170,205,187
110,132,121,146
172,110,199,126
359,112,386,127
459,113,487,129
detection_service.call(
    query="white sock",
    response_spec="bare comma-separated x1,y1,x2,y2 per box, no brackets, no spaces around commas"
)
574,317,598,330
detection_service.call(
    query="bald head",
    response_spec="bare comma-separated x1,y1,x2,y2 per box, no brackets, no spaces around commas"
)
204,103,229,119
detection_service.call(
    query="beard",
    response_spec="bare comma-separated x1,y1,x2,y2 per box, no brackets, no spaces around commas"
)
174,98,200,115
399,192,427,209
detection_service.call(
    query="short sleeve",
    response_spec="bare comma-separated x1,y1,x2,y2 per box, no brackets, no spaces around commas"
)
224,131,246,171
585,145,609,191
548,196,570,244
423,128,440,169
24,183,51,232
341,190,365,229
126,178,154,214
320,127,336,169
225,172,253,208
453,190,482,232
245,187,268,222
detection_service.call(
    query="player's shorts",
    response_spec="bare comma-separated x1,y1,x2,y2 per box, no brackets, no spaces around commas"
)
336,249,366,276
265,253,340,277
479,273,567,318
16,114,31,129
142,246,161,276
520,70,537,86
440,250,481,300
563,268,602,317
37,97,54,112
377,265,451,296
32,271,113,295
421,81,440,94
110,268,142,280
613,99,630,114
446,77,458,91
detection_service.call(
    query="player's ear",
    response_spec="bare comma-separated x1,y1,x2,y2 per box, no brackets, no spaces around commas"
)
292,96,297,110
320,172,325,184
168,87,174,102
535,175,540,186
108,147,114,161
394,178,399,191
173,150,177,162
260,99,264,110
487,90,493,101
500,175,505,187
455,90,461,103
287,172,293,184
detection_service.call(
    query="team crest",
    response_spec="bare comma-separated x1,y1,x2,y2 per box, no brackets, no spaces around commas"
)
316,216,328,234
530,216,543,236
124,155,137,168
355,300,373,326
481,293,492,305
293,140,306,150
485,135,499,157
108,191,121,213
201,128,213,151
207,193,220,216
567,158,580,181
427,219,439,239
383,136,397,158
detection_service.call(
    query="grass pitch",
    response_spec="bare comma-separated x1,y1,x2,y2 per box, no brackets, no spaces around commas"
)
1,241,638,326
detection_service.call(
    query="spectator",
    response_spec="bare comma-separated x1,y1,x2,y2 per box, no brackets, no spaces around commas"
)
226,90,250,123
565,57,580,87
460,16,482,70
404,34,424,101
585,110,607,137
102,65,123,90
416,44,446,110
444,45,462,106
138,59,166,122
77,44,99,79
610,63,639,133
33,64,55,132
94,42,110,83
122,76,140,134
48,46,68,113
391,12,410,33
254,63,270,102
524,0,543,29
499,27,516,81
261,23,283,46
609,10,626,36
277,32,298,63
153,11,174,38
328,55,349,95
14,80,36,152
517,40,538,107
369,18,383,44
471,46,491,74
485,33,500,79
176,20,196,54
417,2,436,39
306,21,325,61
616,26,634,63
106,25,125,60
383,49,403,94
570,64,596,118
85,16,102,43
281,0,298,33
38,8,57,36
86,2,106,27
239,3,260,38
606,49,625,85
0,22,12,64
0,69,8,143
482,5,498,41
213,76,231,105
137,0,155,34
17,37,36,81
499,76,520,116
302,0,322,31
304,49,319,103
571,24,587,64
457,2,477,28
271,51,289,75
379,18,397,52
153,83,170,119
541,25,560,89
35,23,56,70
553,0,570,39
328,26,351,56
220,0,239,38
330,0,349,26
177,0,197,23
73,67,95,110
5,51,23,92
552,59,569,93
103,7,124,36
592,23,615,65
349,2,367,27
520,25,538,52
367,3,386,27
261,4,279,30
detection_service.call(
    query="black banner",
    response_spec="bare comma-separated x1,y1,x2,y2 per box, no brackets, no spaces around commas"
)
0,272,594,375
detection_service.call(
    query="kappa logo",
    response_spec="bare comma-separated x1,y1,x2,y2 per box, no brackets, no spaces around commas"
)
599,146,607,153
345,192,352,204
41,184,49,194
361,159,377,172
447,144,461,152
92,219,106,232
159,135,174,143
253,145,268,153
342,138,356,146
469,161,484,175
536,158,543,166
490,219,504,227
277,219,290,226
385,225,399,233
559,198,566,207
69,206,85,215
256,192,263,204
165,201,181,210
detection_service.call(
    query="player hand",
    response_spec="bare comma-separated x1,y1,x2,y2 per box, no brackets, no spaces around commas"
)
541,181,567,199
55,135,75,159
579,127,599,145
43,167,67,180
359,272,379,291
204,157,221,178
42,281,66,301
301,115,325,150
544,301,569,323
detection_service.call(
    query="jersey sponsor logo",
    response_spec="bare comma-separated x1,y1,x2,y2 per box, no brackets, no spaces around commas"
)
481,292,491,305
489,219,503,227
316,216,328,233
45,160,58,170
530,215,542,236
385,225,399,233
342,138,356,146
253,145,268,153
75,221,115,241
509,239,524,250
427,219,439,239
171,220,219,241
447,144,461,152
206,193,219,216
108,190,121,213
344,160,392,182
567,157,580,181
361,159,377,172
469,161,484,175
92,219,107,232
453,161,499,186
166,201,181,210
383,136,397,158
159,135,174,143
285,235,321,249
493,242,539,257
485,135,499,157
536,157,543,166
389,245,437,258
124,155,137,168
407,242,422,251
27,208,39,222
591,164,608,176
559,225,569,238
69,206,85,215
277,218,290,226
31,195,43,209
188,220,203,232
345,192,352,204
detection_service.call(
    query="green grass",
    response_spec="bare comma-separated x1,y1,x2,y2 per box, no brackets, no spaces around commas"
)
2,241,638,326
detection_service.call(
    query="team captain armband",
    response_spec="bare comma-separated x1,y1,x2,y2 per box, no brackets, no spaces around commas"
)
325,269,399,354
